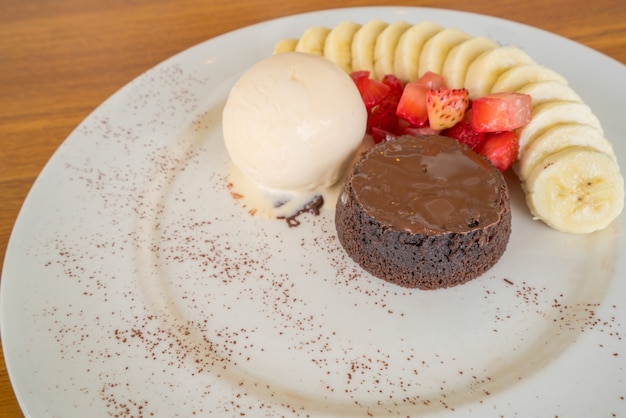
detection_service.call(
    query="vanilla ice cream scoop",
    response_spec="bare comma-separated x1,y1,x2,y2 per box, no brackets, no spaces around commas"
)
222,52,367,193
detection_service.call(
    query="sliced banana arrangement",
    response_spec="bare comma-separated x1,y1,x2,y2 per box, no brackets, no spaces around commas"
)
373,21,412,80
393,21,444,82
417,28,471,78
323,21,362,73
490,64,568,93
464,45,535,99
441,36,499,89
273,20,624,234
350,19,388,74
294,26,331,55
525,147,623,234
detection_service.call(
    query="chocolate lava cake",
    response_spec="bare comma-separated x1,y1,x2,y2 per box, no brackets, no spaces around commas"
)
335,135,511,290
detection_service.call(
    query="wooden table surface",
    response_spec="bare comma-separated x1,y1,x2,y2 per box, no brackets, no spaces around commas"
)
1,0,625,415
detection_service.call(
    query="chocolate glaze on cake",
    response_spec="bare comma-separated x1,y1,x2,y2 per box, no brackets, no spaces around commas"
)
335,135,511,290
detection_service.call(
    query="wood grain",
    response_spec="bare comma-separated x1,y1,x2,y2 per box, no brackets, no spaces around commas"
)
1,0,625,415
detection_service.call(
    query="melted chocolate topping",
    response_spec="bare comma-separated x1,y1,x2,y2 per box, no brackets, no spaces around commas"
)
350,135,504,234
277,195,324,227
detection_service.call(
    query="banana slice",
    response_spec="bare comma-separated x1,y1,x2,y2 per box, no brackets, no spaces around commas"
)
524,147,624,234
323,21,362,73
464,45,535,99
417,28,472,78
351,19,389,74
373,21,412,80
516,80,583,106
393,21,443,82
517,100,604,157
273,38,298,54
441,36,499,89
516,122,616,180
295,26,331,55
491,64,568,93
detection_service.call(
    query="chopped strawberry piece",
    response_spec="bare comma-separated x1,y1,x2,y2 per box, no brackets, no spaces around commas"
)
381,74,405,103
476,131,519,172
396,82,429,126
471,92,532,133
416,71,447,90
350,71,532,171
349,70,370,82
368,100,399,139
351,71,391,109
402,125,441,137
426,88,470,130
442,119,486,151
371,127,397,143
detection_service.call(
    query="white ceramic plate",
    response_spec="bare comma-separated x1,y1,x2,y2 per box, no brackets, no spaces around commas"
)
2,6,625,417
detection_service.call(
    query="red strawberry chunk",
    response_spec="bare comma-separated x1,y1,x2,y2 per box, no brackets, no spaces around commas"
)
396,82,429,126
350,70,370,82
402,125,441,137
426,88,470,130
471,92,532,132
370,127,398,143
476,131,519,172
441,119,486,151
351,71,391,109
381,74,405,103
416,71,447,90
368,100,400,140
